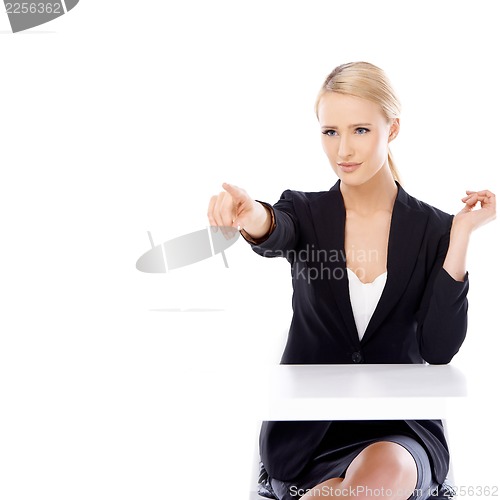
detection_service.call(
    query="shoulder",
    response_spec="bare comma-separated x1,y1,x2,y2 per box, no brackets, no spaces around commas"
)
277,188,331,201
272,187,334,214
399,185,454,233
276,185,340,210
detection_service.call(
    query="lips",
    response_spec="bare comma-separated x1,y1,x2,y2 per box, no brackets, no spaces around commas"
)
337,162,362,173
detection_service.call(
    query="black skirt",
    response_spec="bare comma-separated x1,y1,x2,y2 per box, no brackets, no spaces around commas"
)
260,419,450,483
265,420,444,500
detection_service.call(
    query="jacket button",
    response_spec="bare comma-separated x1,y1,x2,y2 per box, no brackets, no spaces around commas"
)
352,351,364,363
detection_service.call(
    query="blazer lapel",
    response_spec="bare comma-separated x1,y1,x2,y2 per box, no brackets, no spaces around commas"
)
361,182,429,344
309,180,359,348
309,180,430,349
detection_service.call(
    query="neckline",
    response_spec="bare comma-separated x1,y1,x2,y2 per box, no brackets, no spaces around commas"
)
336,179,400,289
346,267,388,285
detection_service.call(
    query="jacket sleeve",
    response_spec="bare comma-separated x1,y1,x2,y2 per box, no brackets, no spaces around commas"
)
416,217,469,364
239,190,301,257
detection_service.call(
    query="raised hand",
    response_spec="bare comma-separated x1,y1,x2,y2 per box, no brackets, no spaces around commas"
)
207,183,271,239
455,189,496,233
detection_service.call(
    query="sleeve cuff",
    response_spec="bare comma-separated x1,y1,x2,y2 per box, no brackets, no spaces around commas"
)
441,267,469,284
434,266,469,304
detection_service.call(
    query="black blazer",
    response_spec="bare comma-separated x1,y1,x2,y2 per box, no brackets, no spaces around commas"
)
244,180,469,484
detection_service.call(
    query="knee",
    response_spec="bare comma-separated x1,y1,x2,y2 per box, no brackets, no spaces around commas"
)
345,441,417,492
360,441,416,478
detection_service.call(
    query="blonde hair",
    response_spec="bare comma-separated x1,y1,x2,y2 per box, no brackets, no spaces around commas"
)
314,62,402,184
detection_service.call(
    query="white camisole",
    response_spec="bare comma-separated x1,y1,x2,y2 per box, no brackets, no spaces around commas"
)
346,267,388,341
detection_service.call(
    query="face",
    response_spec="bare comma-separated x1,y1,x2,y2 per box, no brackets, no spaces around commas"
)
317,92,399,186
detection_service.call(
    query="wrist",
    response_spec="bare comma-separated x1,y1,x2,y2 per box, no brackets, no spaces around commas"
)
255,201,271,229
240,201,274,242
450,218,473,240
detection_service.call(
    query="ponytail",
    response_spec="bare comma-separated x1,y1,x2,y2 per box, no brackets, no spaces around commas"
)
388,148,402,185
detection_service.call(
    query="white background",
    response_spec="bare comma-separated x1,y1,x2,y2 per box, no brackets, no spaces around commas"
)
0,1,498,499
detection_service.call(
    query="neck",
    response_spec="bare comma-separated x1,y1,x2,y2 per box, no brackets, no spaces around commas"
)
339,165,398,215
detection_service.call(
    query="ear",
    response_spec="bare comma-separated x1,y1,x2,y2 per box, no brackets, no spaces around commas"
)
388,118,400,143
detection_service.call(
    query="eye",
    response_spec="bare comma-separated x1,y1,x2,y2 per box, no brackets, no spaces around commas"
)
355,127,370,134
322,129,338,137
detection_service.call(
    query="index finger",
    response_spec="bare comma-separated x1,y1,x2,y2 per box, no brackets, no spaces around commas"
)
222,182,247,201
465,189,496,197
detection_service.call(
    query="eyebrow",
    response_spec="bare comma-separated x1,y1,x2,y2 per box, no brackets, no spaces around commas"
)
321,123,373,129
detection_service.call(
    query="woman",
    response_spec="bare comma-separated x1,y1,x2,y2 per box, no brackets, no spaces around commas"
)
207,62,496,499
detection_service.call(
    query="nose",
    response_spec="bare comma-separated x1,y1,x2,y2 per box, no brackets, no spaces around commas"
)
338,135,354,159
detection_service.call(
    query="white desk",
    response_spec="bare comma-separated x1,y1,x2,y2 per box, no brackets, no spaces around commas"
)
261,364,467,420
250,364,467,498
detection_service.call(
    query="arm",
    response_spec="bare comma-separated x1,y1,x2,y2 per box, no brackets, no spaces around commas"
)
441,224,470,281
443,189,496,280
239,190,301,257
416,221,470,364
418,188,496,364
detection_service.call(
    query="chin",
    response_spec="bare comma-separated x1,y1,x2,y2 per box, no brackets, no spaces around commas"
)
335,168,382,187
335,172,368,186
